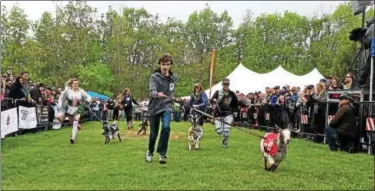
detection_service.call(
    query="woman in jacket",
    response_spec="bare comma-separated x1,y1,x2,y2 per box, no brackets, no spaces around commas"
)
311,82,327,143
120,88,139,129
8,76,26,100
186,83,208,126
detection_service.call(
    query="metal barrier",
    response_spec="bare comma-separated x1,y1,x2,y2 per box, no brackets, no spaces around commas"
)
1,98,14,111
1,102,94,140
253,95,374,155
359,101,375,155
297,103,326,140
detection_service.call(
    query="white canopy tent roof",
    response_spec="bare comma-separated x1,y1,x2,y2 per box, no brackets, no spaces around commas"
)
204,64,324,98
181,63,325,99
204,64,259,97
302,68,326,85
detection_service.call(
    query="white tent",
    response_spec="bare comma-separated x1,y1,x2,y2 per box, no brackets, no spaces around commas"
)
201,64,325,98
301,68,326,85
204,64,259,97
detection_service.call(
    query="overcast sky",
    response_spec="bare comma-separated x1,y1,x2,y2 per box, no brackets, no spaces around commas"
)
2,1,345,28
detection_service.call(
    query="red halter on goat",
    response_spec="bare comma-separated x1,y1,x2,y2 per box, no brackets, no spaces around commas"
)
262,133,279,156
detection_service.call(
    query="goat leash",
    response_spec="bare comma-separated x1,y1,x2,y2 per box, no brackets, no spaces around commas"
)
188,106,266,140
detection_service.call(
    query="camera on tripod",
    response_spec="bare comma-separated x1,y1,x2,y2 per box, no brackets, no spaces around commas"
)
349,18,375,48
349,27,368,42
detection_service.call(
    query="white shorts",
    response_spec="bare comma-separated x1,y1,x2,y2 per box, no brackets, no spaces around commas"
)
214,115,233,132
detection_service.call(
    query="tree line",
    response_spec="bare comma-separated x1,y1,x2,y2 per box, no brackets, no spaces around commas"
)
1,1,372,98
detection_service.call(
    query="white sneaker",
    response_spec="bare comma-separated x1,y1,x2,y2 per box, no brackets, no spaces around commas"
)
145,151,153,162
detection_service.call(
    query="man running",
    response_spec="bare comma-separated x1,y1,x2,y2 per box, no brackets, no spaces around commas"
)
211,78,240,148
145,54,177,164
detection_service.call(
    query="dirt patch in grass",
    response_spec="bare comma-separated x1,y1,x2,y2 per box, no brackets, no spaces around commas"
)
120,129,185,140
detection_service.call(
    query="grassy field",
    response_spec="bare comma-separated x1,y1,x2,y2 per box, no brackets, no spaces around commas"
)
1,121,374,190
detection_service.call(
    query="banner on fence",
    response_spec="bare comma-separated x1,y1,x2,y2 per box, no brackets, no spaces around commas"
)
1,108,18,138
36,105,49,125
18,106,37,129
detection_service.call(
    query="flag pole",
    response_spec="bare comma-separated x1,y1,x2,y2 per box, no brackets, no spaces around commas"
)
209,48,216,99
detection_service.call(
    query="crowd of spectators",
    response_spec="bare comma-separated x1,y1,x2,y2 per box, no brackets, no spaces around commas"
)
178,71,364,153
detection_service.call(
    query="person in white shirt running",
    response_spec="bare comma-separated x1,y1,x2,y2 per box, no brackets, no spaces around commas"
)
56,78,92,144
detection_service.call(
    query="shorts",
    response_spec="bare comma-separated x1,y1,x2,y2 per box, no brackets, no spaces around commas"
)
56,105,85,117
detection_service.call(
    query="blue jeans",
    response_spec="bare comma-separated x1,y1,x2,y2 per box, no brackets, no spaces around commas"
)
325,127,338,151
148,111,171,156
173,111,181,122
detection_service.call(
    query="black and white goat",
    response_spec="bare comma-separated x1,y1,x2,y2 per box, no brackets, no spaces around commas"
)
102,120,122,144
187,113,203,150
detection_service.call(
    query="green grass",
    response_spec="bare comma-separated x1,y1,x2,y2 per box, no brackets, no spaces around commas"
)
1,121,374,190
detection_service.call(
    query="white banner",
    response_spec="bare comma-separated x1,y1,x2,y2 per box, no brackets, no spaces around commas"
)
1,108,18,138
18,106,37,129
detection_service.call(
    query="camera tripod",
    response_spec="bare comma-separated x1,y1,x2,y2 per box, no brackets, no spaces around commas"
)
339,43,368,88
340,9,368,89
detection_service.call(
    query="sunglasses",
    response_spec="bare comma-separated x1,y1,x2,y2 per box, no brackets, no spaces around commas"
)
223,83,230,86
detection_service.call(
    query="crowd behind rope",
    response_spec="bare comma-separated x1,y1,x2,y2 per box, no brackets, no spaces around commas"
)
0,69,369,153
179,71,366,153
0,70,171,132
0,71,115,120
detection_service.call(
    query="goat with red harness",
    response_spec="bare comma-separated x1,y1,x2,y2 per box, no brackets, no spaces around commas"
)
260,127,291,171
